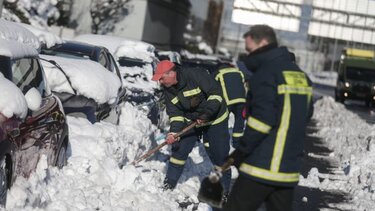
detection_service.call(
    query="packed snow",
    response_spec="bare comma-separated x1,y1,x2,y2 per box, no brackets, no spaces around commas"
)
0,19,40,50
0,38,38,59
0,73,28,119
17,23,63,48
40,54,121,105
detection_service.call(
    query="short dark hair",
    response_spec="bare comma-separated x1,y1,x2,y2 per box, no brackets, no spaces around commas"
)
243,25,278,45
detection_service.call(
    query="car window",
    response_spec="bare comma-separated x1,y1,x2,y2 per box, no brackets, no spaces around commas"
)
108,53,121,78
12,58,46,96
98,52,109,69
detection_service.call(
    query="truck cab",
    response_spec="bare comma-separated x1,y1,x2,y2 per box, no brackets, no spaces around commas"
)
335,48,375,107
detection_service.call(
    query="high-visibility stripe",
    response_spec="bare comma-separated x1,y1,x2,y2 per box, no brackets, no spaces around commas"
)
232,132,244,138
196,110,229,127
239,163,299,183
271,94,291,172
217,74,230,104
283,71,308,86
170,157,185,165
207,95,223,103
183,87,201,97
247,117,272,134
227,98,246,105
170,116,184,122
278,85,312,95
171,97,179,104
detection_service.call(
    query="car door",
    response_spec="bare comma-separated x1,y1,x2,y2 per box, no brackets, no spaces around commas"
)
11,57,62,178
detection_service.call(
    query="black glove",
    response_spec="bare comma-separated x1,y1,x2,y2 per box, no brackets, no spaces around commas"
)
198,112,210,121
228,149,248,168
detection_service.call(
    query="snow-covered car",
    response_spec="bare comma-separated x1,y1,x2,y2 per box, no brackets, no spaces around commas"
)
39,53,122,124
0,39,69,206
74,34,164,126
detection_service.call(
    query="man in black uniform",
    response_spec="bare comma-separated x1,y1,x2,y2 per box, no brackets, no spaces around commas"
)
224,25,313,211
152,60,231,195
213,63,247,148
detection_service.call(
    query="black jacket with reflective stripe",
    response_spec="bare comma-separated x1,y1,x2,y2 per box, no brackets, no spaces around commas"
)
239,46,313,187
213,67,246,106
164,67,227,133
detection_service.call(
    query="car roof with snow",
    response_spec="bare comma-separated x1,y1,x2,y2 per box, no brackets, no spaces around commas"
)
74,34,156,62
0,38,38,59
0,19,40,51
16,22,63,49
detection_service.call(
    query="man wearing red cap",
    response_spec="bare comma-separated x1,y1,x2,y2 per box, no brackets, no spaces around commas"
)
152,60,231,196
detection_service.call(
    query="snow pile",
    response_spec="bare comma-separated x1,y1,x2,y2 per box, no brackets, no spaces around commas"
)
40,55,121,105
0,19,40,50
0,38,38,59
74,34,156,62
299,96,375,210
17,23,63,48
6,102,213,210
121,65,158,93
0,73,28,119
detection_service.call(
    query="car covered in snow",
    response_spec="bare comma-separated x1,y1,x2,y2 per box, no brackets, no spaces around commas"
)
39,41,124,124
0,38,69,206
74,34,164,126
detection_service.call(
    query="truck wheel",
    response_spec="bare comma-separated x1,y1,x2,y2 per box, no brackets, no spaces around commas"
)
0,158,8,207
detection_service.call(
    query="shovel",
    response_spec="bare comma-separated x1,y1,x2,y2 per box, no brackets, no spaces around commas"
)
198,158,234,208
131,122,197,165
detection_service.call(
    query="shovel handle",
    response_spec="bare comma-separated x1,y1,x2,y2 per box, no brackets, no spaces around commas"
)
217,158,234,172
131,122,197,165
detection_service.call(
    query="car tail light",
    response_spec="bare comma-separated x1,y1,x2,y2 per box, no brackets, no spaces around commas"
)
0,112,8,123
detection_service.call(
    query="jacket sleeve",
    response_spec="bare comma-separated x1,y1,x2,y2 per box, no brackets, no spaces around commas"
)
192,69,223,120
238,71,278,155
164,90,185,133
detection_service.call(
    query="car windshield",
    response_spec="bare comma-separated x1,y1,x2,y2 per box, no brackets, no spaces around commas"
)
346,66,375,82
41,48,91,60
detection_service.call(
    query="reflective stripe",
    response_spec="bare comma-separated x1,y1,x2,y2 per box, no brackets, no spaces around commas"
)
183,87,201,97
204,142,210,147
247,117,272,134
239,163,299,183
283,71,308,86
171,97,179,104
170,116,184,122
232,132,244,138
278,85,313,95
207,95,223,103
227,98,246,105
196,110,229,127
271,94,291,172
170,157,185,165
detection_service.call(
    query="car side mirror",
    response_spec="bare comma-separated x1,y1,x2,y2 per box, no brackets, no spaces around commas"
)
24,87,42,111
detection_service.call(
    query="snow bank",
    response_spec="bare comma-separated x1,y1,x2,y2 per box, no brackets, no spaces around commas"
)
40,55,121,105
299,96,375,210
0,19,40,50
308,71,337,87
121,65,158,93
6,102,214,210
0,73,28,119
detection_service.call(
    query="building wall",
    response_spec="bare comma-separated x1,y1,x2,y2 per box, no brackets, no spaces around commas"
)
142,0,190,50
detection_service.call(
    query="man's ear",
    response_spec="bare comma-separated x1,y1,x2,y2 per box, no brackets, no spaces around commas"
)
259,39,269,48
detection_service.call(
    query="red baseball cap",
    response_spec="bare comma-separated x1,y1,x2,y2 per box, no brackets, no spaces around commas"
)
152,60,175,81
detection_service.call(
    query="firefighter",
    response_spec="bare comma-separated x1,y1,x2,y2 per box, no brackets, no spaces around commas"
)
152,60,231,195
224,25,313,211
213,62,247,148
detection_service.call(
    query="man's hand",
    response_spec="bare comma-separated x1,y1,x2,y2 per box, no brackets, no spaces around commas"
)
228,149,248,168
196,119,207,125
166,132,180,144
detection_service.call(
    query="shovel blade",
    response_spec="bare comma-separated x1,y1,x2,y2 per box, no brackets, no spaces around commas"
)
198,177,224,208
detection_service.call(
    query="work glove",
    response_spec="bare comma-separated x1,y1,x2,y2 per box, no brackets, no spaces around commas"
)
228,149,248,168
166,132,180,145
197,112,210,125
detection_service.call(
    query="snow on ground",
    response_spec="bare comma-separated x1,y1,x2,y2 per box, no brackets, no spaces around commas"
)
299,96,375,210
5,102,213,211
40,55,121,105
0,73,28,119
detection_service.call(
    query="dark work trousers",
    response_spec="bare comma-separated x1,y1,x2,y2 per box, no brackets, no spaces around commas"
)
228,103,245,149
165,119,231,193
223,175,295,211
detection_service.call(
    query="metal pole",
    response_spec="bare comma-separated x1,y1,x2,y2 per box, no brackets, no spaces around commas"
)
330,39,338,72
234,23,242,59
215,0,225,54
0,0,4,18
